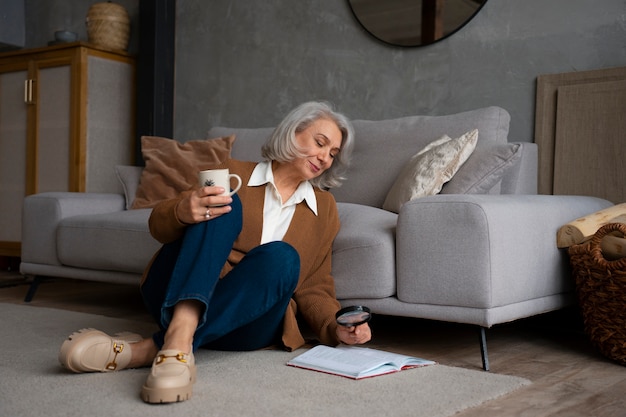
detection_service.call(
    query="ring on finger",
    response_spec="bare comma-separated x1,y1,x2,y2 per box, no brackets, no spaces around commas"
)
205,208,211,219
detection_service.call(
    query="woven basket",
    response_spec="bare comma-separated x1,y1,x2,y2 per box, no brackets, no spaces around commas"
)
86,2,130,52
568,223,626,365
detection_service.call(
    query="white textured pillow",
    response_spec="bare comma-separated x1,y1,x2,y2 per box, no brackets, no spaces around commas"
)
382,129,478,213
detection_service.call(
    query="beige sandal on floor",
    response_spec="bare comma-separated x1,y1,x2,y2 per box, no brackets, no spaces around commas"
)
58,328,142,373
141,350,196,404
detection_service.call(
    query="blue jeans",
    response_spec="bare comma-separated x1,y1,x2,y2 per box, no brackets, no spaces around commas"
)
140,195,300,352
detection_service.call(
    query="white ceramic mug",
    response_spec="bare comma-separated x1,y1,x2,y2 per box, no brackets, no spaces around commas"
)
198,169,242,196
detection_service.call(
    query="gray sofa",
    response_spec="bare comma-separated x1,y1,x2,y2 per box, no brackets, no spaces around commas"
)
20,106,611,369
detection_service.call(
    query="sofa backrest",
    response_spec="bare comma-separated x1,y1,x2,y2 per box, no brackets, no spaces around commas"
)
208,106,537,209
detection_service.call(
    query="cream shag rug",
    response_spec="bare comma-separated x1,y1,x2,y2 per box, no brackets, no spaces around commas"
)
0,303,530,417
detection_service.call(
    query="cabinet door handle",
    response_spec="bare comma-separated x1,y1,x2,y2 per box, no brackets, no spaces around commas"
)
24,79,34,104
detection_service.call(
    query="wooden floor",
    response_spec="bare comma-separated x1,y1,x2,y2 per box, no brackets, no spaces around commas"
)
1,271,625,416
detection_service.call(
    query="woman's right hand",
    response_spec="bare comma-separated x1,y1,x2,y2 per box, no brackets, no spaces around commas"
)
336,322,372,345
175,186,233,224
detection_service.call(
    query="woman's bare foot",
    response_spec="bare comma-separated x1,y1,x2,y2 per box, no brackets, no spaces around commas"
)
128,338,159,368
162,299,203,353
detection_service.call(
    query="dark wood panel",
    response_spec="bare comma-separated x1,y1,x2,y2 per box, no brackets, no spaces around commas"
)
553,80,626,203
535,66,626,198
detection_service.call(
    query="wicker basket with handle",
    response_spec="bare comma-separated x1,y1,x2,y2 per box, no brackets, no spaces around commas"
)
86,1,130,52
568,223,626,365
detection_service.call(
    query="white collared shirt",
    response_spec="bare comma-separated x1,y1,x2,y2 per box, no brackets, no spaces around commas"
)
248,161,318,244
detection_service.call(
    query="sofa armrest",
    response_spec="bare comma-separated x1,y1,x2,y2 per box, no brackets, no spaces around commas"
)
21,192,126,266
396,194,612,313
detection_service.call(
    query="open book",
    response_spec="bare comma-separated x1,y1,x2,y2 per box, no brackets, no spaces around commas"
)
287,345,436,379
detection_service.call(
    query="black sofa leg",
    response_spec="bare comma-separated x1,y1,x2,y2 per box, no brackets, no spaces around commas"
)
479,326,490,371
24,276,45,303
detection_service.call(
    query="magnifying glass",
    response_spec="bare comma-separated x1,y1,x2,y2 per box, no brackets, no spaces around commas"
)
335,305,371,327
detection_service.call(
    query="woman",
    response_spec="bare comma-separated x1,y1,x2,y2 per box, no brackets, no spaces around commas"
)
58,101,372,404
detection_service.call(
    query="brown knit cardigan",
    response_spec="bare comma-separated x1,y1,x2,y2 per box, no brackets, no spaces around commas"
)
142,159,342,350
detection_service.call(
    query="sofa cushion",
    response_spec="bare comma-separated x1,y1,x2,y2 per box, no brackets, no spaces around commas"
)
57,210,161,274
331,106,511,207
209,107,512,208
132,135,235,209
382,129,478,213
440,142,522,195
332,203,397,299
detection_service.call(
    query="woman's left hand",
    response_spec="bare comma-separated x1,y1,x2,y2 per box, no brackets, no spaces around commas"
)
336,323,372,345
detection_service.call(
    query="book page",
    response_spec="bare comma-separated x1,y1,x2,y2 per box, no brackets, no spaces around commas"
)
297,346,393,372
343,346,429,366
287,345,435,379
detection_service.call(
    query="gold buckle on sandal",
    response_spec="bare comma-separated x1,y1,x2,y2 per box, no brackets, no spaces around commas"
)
105,342,125,371
155,353,188,365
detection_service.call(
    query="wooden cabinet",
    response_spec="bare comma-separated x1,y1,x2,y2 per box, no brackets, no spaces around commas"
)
0,42,135,257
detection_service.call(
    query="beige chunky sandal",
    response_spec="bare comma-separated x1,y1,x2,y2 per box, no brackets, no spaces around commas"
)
141,350,196,404
58,328,142,373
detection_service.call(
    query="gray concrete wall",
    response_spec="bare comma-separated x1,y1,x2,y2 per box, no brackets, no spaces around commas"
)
175,0,626,145
21,0,626,145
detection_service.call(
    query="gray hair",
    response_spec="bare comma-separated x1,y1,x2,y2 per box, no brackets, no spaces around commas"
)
261,101,354,189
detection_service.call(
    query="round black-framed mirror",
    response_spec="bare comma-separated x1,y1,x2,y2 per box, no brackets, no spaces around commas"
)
348,0,488,47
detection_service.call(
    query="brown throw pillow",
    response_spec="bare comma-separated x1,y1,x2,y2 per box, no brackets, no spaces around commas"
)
131,135,235,209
